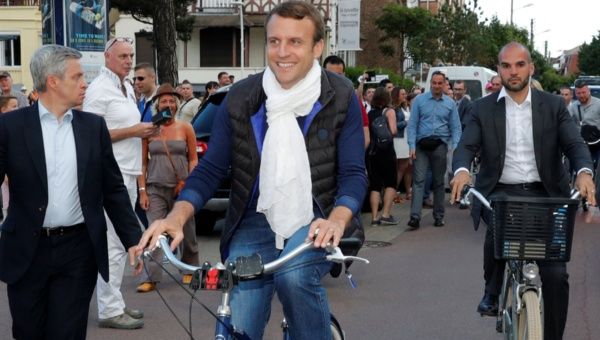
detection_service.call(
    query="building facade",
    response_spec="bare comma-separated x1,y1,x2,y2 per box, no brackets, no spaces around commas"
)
0,0,42,91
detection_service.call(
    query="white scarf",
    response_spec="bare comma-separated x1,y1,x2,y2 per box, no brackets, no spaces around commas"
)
257,59,321,249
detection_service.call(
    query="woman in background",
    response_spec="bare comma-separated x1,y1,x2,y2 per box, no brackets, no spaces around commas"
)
367,87,398,225
136,84,199,292
391,87,412,203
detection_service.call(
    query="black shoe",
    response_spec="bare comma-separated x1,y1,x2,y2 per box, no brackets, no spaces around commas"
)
407,217,420,231
477,293,498,317
434,218,445,227
459,203,469,210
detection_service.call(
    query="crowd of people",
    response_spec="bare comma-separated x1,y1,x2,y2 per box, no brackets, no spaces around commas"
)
1,1,599,339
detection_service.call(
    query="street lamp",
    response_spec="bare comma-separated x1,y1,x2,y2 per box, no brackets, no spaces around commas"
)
232,0,245,78
510,1,533,25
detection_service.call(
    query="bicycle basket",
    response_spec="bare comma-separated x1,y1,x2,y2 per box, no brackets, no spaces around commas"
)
491,195,578,262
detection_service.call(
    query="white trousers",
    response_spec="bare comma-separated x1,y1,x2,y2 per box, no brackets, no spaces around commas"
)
96,173,141,319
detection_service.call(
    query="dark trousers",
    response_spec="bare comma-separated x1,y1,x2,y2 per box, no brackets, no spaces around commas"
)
7,227,98,340
410,142,447,220
482,185,569,340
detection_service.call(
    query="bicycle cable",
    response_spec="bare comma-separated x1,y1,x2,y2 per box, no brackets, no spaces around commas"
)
144,254,247,340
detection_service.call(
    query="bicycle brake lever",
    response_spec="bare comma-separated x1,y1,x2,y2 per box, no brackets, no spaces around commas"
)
325,247,370,265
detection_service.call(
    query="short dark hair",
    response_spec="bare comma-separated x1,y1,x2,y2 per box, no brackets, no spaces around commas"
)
134,62,155,74
371,87,391,109
379,79,392,87
205,81,218,92
323,55,345,70
574,79,589,89
265,0,325,44
430,70,446,81
217,72,228,80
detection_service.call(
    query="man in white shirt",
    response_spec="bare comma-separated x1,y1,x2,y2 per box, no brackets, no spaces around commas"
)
451,42,596,340
177,79,201,123
83,37,158,330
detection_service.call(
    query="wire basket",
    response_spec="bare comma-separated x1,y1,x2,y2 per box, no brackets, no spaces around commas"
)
491,195,579,262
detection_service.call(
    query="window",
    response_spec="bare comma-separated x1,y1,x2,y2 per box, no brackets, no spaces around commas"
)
200,27,245,67
0,34,21,66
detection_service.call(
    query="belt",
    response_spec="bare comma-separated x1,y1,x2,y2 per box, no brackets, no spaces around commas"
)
41,223,86,237
496,182,545,191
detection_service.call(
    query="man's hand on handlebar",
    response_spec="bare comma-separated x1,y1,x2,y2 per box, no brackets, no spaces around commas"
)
308,218,345,248
450,170,471,204
574,171,597,207
135,218,185,259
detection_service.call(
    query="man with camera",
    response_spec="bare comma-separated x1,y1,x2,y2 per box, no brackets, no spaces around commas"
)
83,37,158,330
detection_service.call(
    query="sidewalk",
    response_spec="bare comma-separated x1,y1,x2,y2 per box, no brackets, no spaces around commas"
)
360,196,433,244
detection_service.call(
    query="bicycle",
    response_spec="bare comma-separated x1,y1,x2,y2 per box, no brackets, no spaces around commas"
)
144,234,369,340
461,186,580,340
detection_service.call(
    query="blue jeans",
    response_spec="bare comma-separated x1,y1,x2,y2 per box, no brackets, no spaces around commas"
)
227,212,333,340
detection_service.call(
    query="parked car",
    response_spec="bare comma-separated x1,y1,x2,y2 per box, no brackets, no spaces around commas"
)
190,85,231,234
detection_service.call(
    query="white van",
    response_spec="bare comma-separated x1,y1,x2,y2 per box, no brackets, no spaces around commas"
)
424,66,497,100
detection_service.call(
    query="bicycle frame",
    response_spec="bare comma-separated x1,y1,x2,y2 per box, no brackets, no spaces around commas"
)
149,235,365,340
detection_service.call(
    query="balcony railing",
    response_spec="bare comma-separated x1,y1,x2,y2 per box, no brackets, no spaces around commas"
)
192,0,330,19
0,0,39,6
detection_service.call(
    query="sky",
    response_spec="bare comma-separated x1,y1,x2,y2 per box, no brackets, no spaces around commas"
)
476,0,600,57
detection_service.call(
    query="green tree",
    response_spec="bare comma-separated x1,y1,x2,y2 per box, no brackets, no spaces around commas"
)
110,0,195,85
479,16,529,69
375,4,433,77
578,31,600,75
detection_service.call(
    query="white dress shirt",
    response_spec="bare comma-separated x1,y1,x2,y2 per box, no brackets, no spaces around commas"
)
38,100,84,228
497,87,541,184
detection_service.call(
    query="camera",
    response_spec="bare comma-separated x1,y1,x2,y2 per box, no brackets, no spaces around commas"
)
151,108,173,126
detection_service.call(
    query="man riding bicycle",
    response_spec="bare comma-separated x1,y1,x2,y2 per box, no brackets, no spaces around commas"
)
450,42,596,340
136,2,367,339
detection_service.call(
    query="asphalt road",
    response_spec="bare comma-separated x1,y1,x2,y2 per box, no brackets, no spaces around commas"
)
1,199,599,339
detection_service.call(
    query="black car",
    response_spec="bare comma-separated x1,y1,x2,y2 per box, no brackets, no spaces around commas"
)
191,86,231,234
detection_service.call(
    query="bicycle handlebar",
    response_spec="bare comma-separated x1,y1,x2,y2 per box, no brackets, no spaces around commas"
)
146,235,370,279
459,184,581,211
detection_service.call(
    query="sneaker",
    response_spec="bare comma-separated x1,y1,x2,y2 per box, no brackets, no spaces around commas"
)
99,313,144,329
379,215,398,225
371,219,381,226
434,218,445,227
124,307,144,319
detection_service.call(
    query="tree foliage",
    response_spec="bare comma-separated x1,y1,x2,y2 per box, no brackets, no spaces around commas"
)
110,0,195,85
578,31,600,75
375,4,433,77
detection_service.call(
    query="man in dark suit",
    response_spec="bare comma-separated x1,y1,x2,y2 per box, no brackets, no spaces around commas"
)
453,80,471,130
450,42,596,340
0,45,143,339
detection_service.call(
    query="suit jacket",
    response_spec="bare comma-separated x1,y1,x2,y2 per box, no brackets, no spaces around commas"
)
453,89,593,228
0,104,142,284
457,96,471,129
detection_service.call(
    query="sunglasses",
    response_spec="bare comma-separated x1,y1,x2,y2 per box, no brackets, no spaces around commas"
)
105,37,133,51
133,76,145,82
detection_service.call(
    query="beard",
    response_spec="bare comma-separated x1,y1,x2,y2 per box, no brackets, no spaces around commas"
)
502,76,529,92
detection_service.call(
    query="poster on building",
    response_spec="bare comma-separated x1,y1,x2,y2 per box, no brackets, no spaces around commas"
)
337,0,361,51
64,0,107,52
41,0,55,45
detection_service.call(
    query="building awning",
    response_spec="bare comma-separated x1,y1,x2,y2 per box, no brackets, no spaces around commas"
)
193,14,265,28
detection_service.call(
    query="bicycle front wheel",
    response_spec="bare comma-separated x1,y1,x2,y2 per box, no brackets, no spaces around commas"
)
330,315,345,340
517,291,542,340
